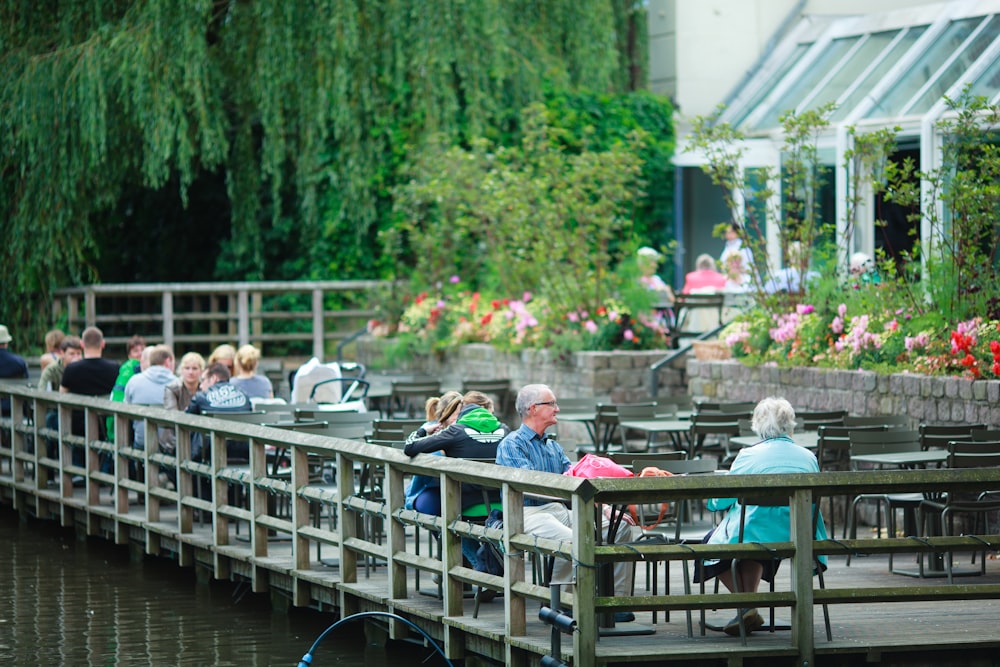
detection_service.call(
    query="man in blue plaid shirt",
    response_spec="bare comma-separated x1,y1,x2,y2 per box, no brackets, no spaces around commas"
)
497,384,636,620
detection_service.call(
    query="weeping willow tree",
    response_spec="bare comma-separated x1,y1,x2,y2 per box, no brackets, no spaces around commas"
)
0,0,645,349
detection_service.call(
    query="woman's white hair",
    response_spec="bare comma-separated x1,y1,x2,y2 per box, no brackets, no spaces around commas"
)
750,397,796,440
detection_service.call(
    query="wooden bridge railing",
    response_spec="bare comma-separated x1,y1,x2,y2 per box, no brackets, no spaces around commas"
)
52,280,390,358
3,382,1000,667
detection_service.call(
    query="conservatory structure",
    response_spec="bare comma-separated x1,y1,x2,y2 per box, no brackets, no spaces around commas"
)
673,0,1000,279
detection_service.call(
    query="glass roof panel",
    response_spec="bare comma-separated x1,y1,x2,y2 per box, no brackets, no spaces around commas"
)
829,26,928,122
751,36,861,130
970,51,1000,99
864,17,982,119
907,15,1000,114
730,43,812,128
804,30,900,114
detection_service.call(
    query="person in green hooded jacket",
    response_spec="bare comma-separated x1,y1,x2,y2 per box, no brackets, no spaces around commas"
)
403,391,507,567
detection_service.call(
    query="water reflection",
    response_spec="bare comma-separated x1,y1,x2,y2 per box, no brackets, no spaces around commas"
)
0,510,446,666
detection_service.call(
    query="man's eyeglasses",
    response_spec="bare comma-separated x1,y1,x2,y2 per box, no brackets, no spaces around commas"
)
534,401,558,408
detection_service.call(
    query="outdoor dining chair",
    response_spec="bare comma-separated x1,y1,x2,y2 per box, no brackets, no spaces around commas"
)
846,429,924,569
918,439,1000,583
727,495,831,644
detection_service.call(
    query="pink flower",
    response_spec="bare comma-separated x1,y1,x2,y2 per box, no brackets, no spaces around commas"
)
796,304,814,315
585,320,598,333
623,329,635,341
449,275,460,284
567,312,579,323
837,303,847,318
523,291,533,302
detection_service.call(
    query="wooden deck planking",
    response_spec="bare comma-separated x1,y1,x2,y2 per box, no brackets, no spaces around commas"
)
7,478,1000,665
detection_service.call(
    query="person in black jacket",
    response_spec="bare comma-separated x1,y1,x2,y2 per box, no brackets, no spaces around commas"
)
404,391,507,567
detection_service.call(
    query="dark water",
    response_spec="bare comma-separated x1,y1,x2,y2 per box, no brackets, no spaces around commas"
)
0,510,448,666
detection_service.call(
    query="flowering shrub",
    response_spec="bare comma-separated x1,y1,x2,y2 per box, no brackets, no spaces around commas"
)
368,277,670,358
721,303,1000,380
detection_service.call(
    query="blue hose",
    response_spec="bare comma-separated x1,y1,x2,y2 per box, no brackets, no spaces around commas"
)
296,610,456,667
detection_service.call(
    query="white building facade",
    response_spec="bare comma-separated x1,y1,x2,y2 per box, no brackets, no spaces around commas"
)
652,0,1000,284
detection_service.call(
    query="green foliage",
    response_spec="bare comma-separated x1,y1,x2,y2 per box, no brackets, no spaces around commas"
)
0,0,641,351
389,103,648,319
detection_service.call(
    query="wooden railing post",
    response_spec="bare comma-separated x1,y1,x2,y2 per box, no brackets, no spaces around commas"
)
312,288,324,360
237,290,250,347
572,493,597,667
162,290,174,350
789,488,816,666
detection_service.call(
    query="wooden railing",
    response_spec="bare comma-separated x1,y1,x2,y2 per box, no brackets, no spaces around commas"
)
52,280,390,358
2,381,1000,667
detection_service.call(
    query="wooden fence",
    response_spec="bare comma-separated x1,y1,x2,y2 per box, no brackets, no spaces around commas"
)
2,382,1000,667
52,280,390,359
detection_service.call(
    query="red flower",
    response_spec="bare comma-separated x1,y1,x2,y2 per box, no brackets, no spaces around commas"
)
480,312,493,325
991,340,1000,357
597,306,607,316
491,299,500,309
993,361,1000,376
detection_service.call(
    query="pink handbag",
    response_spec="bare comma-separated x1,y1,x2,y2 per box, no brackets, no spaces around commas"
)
564,453,634,479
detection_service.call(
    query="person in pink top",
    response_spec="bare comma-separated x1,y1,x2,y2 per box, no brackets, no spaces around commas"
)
682,254,727,294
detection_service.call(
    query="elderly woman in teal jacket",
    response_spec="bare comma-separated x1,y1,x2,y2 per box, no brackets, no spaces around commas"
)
694,396,828,636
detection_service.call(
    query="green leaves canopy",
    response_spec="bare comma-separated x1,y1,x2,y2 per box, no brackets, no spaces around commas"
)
1,0,638,349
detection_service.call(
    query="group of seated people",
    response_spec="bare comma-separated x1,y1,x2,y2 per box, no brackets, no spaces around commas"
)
402,384,824,634
41,326,274,464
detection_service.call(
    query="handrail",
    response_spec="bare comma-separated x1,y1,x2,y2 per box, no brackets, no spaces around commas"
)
336,324,371,363
51,279,390,357
649,324,726,397
4,381,1000,667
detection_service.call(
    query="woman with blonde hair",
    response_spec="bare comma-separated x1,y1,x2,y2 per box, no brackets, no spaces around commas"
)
207,344,236,375
230,344,273,399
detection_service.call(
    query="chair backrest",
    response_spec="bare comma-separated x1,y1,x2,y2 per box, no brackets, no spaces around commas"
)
203,411,272,424
919,423,985,450
460,378,512,417
737,418,755,436
295,409,374,426
796,409,847,431
309,377,370,402
970,427,1000,441
844,414,912,429
694,400,756,414
372,418,426,441
848,428,922,457
388,380,442,418
269,419,368,440
594,403,622,451
947,439,1000,469
690,411,750,436
816,424,885,471
608,451,686,468
553,396,598,412
653,458,719,475
615,402,658,422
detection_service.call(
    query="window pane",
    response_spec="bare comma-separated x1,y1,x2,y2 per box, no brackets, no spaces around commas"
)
865,17,982,119
730,43,812,128
805,30,900,114
970,53,1000,99
829,26,927,122
907,15,1000,114
752,37,861,130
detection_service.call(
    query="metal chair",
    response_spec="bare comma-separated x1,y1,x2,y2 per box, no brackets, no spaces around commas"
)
460,379,511,419
843,414,912,429
795,409,847,431
729,495,831,644
918,439,1000,583
388,380,442,418
689,411,751,463
846,429,924,568
919,423,985,450
816,424,886,538
371,418,426,441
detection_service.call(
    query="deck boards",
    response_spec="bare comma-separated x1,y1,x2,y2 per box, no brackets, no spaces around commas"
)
6,479,1000,666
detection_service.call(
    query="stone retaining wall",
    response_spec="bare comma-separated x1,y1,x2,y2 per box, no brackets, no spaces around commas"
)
688,359,1000,425
357,339,687,403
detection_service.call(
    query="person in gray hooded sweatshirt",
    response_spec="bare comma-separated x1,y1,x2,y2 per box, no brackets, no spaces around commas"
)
123,345,176,450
